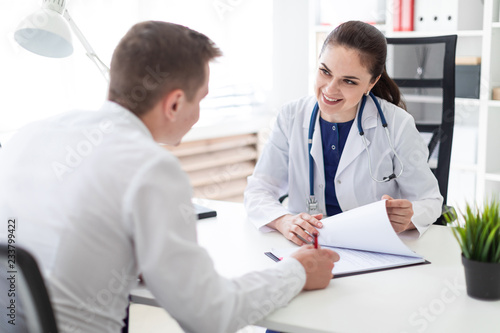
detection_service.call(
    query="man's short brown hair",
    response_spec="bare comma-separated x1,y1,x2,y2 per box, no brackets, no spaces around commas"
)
108,21,222,116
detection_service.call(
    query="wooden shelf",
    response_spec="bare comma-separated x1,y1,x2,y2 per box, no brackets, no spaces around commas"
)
188,161,255,187
314,24,386,33
177,146,257,172
386,30,484,38
456,98,481,106
450,163,479,172
488,100,500,107
165,133,258,203
404,94,442,104
402,95,482,106
166,134,258,157
485,172,500,182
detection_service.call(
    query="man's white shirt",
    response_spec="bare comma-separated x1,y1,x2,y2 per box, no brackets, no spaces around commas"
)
0,101,305,333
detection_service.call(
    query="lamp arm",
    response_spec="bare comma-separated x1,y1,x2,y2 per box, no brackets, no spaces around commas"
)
63,10,110,82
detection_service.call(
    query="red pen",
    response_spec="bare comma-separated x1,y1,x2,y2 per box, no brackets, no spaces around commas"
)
313,232,318,249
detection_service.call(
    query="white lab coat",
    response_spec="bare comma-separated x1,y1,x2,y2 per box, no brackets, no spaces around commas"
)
0,101,306,333
245,95,443,234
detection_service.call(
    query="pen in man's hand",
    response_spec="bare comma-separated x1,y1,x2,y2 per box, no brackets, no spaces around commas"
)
313,232,318,249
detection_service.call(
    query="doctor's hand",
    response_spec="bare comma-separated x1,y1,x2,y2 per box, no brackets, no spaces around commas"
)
382,195,415,233
268,213,323,246
291,245,339,290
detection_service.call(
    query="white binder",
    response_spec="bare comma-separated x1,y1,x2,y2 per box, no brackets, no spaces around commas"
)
414,0,483,31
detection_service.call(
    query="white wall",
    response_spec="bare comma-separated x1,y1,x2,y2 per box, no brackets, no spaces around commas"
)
271,0,311,109
0,0,273,144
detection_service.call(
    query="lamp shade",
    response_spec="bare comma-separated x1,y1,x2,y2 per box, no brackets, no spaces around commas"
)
14,7,73,58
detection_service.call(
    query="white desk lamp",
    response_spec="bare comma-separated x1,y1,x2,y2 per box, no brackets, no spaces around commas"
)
14,0,110,81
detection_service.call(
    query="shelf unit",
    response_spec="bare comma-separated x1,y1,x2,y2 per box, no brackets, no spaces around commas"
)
164,133,259,202
308,0,500,209
475,0,500,204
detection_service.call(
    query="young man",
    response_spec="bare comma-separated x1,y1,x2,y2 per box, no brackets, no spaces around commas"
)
0,21,339,332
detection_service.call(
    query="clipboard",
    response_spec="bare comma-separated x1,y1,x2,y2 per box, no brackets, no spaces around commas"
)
264,251,430,279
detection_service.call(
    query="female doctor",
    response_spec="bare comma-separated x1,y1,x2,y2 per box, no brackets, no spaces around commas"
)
244,21,443,246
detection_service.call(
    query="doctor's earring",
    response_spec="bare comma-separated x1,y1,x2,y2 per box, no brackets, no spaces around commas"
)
365,91,370,96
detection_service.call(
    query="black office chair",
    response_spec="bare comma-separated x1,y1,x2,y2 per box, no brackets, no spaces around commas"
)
385,35,457,224
0,243,59,333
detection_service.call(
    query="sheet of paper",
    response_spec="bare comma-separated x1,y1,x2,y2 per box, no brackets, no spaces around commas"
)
317,200,420,258
326,247,425,275
267,200,426,276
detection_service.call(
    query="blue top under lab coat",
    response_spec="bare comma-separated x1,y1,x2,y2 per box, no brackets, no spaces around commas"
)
320,117,354,217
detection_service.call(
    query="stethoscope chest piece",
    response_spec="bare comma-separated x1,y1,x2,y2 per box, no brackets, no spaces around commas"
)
306,195,319,214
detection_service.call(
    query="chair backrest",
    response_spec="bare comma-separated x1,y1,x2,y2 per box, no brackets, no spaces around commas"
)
0,243,59,333
385,35,457,211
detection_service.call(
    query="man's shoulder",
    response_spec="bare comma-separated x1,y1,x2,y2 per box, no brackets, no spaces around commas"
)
43,107,180,182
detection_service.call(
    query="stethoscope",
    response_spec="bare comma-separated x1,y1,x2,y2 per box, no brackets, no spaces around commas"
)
306,92,404,214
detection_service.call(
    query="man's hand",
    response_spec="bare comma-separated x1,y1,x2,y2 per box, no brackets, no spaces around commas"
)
382,195,415,233
291,245,340,290
268,213,323,245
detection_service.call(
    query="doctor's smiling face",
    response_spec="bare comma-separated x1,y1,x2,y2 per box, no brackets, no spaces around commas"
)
315,45,379,123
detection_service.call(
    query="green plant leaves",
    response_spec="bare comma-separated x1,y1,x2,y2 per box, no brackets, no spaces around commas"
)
445,198,500,263
482,224,500,262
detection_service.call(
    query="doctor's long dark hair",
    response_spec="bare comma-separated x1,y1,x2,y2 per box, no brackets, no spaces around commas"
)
321,21,406,110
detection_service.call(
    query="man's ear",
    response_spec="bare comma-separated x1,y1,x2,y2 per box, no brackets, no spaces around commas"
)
161,89,184,122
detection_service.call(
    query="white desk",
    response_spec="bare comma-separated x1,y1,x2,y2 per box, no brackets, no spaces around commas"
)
130,200,500,333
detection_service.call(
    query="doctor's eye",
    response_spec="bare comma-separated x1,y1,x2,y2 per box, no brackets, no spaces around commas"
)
344,79,357,85
319,68,331,76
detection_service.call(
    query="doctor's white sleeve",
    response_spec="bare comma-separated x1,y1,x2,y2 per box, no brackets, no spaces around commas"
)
244,110,295,231
391,111,443,234
123,155,306,333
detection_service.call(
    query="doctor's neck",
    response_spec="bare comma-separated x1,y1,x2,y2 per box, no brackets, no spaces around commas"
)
319,106,358,123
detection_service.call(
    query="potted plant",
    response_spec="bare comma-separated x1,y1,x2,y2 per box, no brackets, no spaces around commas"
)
445,198,500,300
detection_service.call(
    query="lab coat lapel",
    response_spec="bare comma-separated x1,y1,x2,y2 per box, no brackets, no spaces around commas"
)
302,107,325,193
337,98,378,176
310,116,324,178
